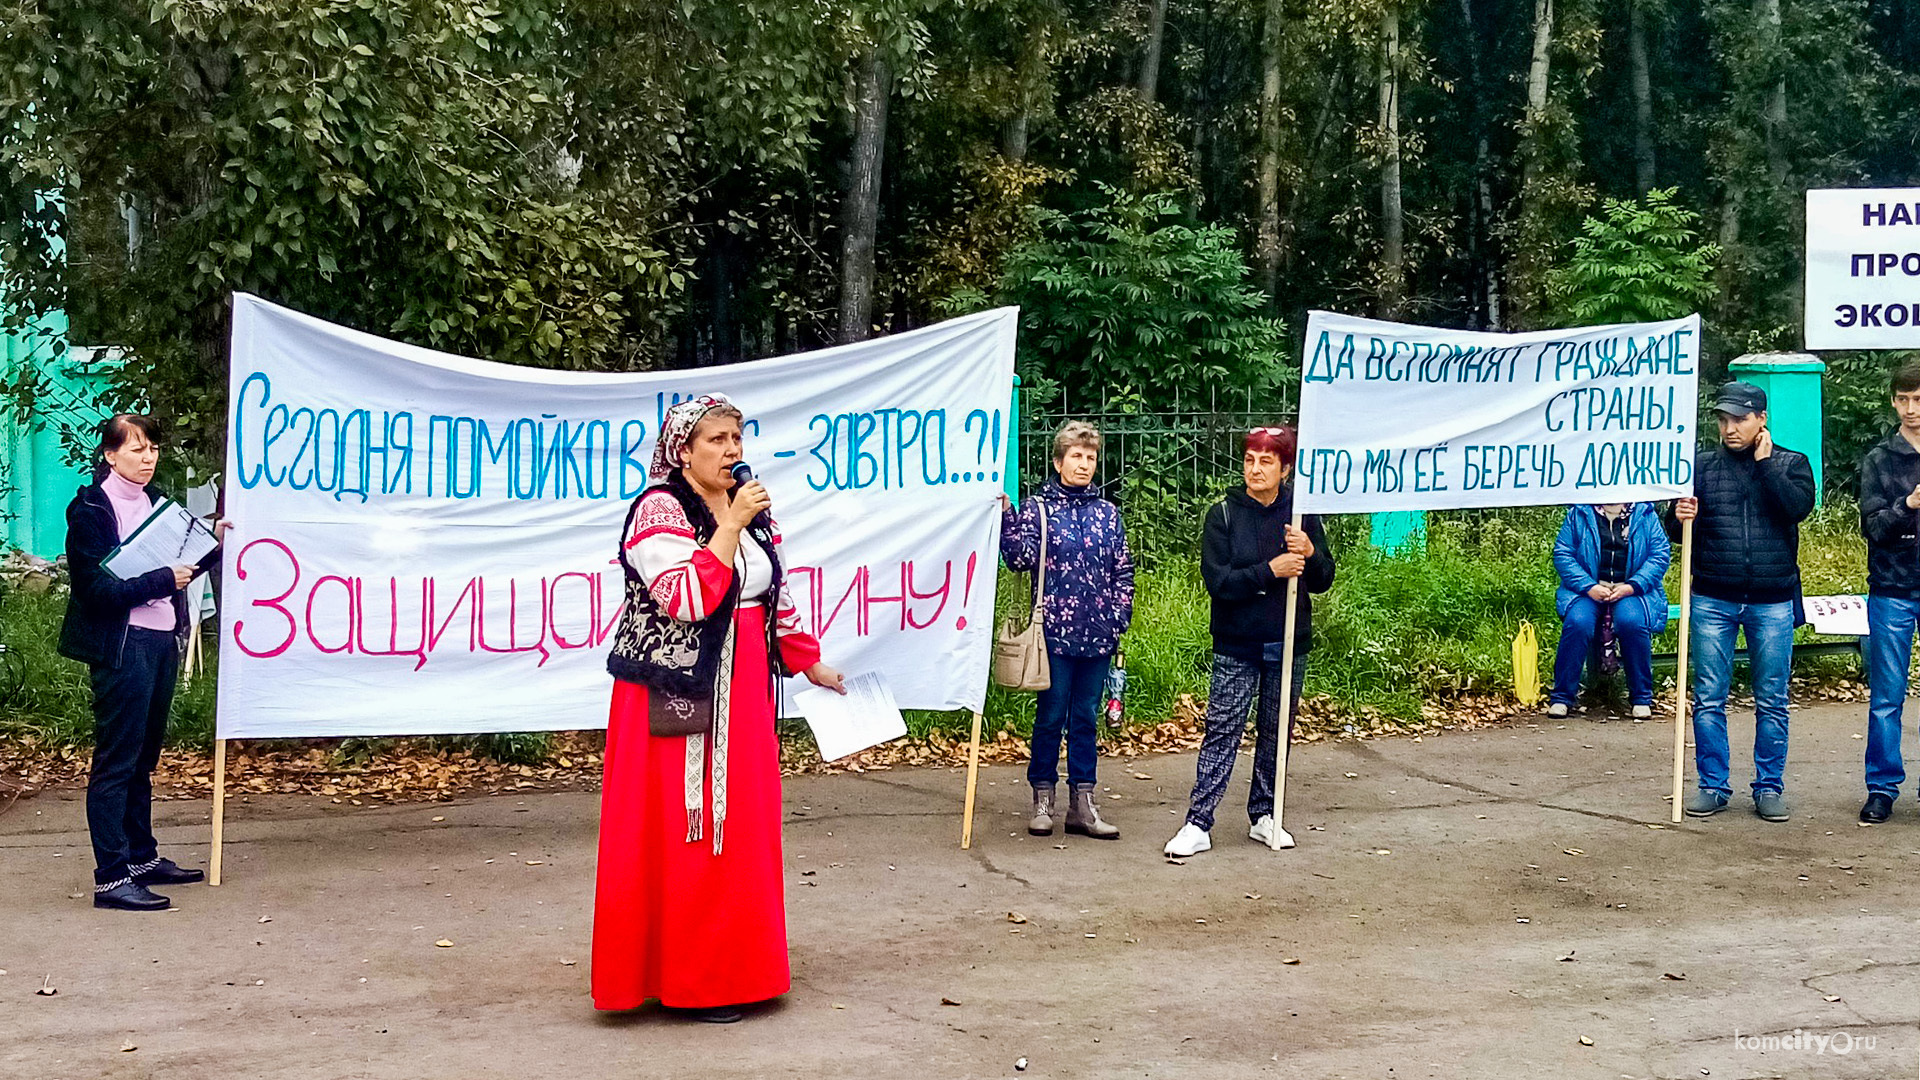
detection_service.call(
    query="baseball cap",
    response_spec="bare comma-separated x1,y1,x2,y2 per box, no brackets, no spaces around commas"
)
1712,381,1766,416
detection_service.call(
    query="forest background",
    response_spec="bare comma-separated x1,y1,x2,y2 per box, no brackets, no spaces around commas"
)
0,0,1915,760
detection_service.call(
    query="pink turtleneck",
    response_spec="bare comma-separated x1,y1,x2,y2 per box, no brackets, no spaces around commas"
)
101,470,178,632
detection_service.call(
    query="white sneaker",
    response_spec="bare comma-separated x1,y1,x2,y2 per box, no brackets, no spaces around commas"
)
1163,823,1212,857
1249,815,1296,849
1545,702,1569,718
1632,705,1652,721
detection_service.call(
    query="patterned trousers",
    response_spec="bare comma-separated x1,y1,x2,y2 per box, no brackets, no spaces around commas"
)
1183,652,1306,831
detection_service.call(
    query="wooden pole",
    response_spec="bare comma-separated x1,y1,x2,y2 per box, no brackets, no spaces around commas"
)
959,710,985,849
210,738,228,886
1670,520,1694,824
1268,512,1306,850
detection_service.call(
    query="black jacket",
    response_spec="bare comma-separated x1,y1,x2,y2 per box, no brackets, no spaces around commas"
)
1860,432,1920,598
1663,441,1815,607
1201,486,1335,661
57,482,211,668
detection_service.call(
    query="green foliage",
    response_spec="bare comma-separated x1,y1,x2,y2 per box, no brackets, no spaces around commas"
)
1821,350,1920,499
0,0,675,458
1547,189,1720,326
954,185,1288,411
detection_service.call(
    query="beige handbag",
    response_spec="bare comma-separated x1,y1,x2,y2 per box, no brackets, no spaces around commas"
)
993,498,1052,691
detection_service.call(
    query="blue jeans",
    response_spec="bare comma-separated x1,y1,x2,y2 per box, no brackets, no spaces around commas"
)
1690,596,1795,797
1865,594,1920,799
1551,595,1655,706
1029,652,1110,787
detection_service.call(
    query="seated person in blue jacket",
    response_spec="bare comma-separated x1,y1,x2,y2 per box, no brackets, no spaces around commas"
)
1547,503,1671,720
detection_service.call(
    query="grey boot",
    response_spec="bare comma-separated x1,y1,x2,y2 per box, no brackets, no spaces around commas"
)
1065,784,1120,840
1028,783,1057,836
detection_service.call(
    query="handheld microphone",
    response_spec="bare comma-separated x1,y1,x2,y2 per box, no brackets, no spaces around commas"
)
729,461,771,531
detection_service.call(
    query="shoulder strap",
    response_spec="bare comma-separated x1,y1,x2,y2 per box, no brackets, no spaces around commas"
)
1033,497,1049,609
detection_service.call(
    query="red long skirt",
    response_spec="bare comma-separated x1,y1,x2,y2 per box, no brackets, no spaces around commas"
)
591,606,788,1010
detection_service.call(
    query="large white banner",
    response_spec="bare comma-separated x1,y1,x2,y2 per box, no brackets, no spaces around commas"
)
216,294,1015,739
1295,311,1701,514
1805,188,1920,350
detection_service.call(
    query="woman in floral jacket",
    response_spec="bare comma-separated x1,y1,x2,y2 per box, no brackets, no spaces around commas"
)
1000,421,1134,840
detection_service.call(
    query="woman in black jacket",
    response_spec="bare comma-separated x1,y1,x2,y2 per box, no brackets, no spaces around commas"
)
58,415,224,911
1165,426,1334,857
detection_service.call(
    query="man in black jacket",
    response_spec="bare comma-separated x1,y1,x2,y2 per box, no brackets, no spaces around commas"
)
1857,362,1920,823
1164,426,1335,857
1670,381,1816,822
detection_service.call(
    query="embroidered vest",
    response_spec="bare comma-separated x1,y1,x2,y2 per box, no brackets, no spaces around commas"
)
605,475,785,696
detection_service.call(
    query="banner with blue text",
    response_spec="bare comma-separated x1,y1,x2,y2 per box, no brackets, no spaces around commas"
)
217,294,1015,739
1294,311,1701,514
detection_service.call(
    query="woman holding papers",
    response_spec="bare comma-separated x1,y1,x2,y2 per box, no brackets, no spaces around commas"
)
58,415,225,912
595,393,844,1023
1000,421,1134,840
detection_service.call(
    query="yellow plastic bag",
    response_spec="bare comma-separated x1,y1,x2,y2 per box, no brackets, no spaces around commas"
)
1512,620,1541,706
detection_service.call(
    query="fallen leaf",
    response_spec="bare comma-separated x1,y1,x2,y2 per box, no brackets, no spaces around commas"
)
434,939,454,948
1007,912,1028,924
940,997,962,1006
1661,972,1686,981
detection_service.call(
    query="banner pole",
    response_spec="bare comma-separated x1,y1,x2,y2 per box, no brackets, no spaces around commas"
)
960,710,985,849
1670,520,1694,824
1269,512,1306,850
210,739,228,886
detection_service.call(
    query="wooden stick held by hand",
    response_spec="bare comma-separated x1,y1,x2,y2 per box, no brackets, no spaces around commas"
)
1671,520,1694,824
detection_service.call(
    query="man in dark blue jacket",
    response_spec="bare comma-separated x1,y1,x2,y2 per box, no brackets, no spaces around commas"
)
1670,381,1815,822
1857,362,1920,823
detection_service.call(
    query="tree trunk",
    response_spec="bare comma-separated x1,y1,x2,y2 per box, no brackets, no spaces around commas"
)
1138,0,1168,103
1378,6,1404,317
1253,0,1286,302
1758,0,1788,184
1457,0,1501,328
1628,0,1657,193
839,49,890,345
1523,0,1554,190
1003,19,1046,162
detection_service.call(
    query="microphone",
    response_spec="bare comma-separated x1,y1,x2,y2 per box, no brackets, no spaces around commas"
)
729,461,771,531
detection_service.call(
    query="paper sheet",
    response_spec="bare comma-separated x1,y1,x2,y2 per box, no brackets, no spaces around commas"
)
794,672,907,763
1803,594,1869,638
100,499,218,580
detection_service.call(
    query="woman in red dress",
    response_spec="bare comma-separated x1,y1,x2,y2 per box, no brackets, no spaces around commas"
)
593,394,844,1023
